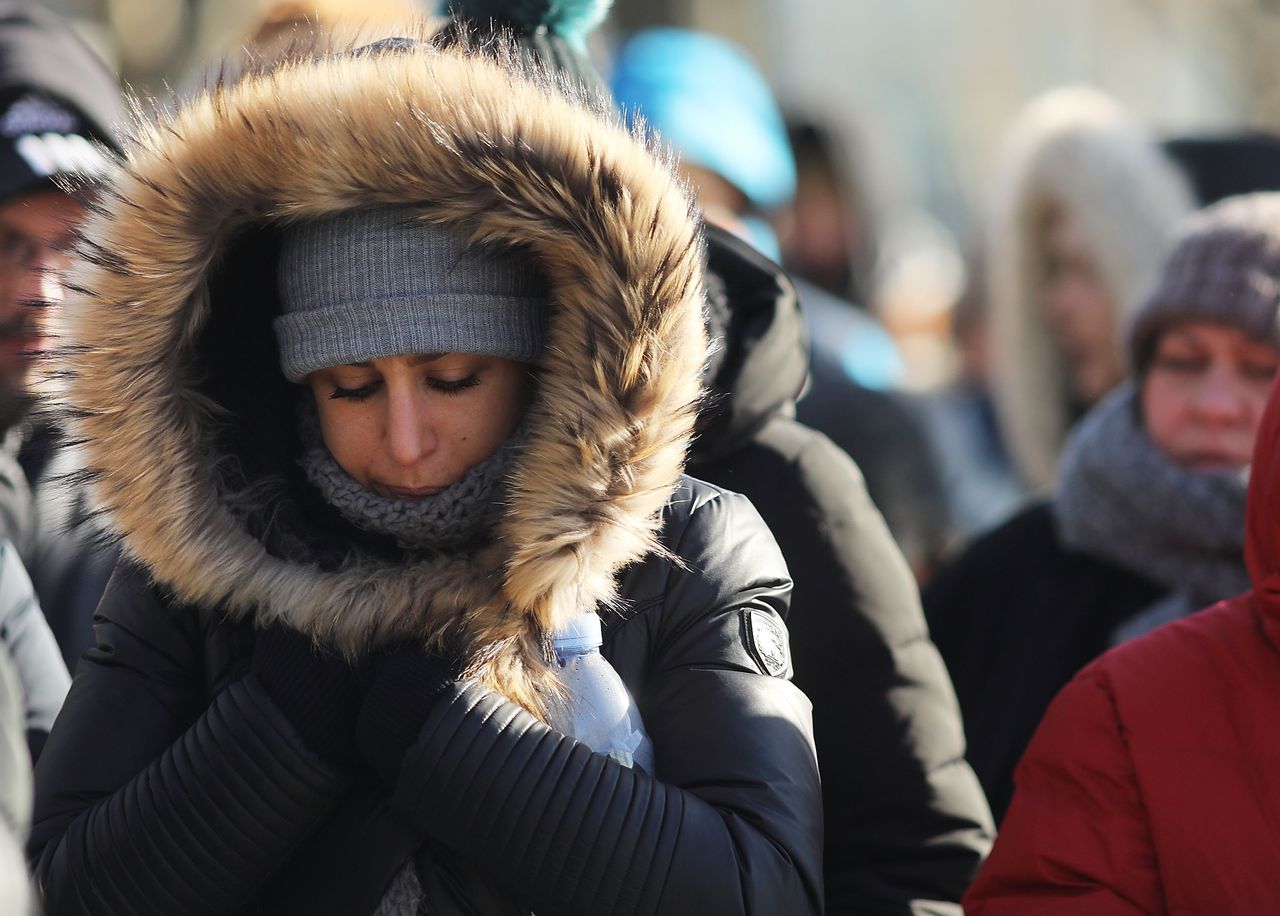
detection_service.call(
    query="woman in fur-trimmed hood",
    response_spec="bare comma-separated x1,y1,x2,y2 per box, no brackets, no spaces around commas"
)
987,86,1193,491
27,26,822,916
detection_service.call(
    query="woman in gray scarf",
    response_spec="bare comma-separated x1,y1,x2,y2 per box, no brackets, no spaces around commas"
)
925,192,1280,820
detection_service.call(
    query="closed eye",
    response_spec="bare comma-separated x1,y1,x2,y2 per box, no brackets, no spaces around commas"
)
329,381,381,401
428,374,481,396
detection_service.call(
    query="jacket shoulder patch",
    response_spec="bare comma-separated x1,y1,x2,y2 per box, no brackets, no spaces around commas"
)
742,608,789,677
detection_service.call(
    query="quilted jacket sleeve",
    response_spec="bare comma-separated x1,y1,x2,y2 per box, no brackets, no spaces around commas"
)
28,563,350,916
385,488,824,915
963,666,1163,915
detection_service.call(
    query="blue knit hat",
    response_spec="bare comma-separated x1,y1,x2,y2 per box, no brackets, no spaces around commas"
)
609,28,796,211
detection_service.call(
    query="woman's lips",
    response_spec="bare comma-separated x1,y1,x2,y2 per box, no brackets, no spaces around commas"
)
379,484,444,500
1185,451,1247,472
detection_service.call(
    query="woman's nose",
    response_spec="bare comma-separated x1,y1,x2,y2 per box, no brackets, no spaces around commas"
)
385,390,436,467
1192,367,1249,424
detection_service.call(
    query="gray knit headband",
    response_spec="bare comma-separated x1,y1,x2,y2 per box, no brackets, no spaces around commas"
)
274,207,549,381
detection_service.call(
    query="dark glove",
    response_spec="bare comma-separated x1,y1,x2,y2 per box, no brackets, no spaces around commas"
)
252,623,362,766
356,644,458,788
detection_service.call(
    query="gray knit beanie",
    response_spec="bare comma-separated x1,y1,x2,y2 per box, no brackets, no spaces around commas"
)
1128,192,1280,374
274,206,549,381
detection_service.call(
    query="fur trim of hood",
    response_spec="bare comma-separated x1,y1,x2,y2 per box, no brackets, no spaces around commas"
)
986,86,1194,490
55,32,706,714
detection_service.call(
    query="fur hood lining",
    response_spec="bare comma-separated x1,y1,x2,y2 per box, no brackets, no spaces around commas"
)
59,35,707,713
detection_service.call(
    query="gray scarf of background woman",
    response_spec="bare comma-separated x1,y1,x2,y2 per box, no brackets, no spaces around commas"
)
1052,381,1250,644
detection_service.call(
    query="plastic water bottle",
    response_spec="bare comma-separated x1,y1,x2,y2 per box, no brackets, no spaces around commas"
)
550,612,655,773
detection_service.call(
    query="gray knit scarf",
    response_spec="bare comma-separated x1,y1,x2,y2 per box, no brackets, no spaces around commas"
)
1053,382,1251,610
373,863,425,916
298,405,530,913
297,402,525,553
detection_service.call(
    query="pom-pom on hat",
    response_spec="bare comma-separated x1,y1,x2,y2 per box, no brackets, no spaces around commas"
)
436,0,613,97
274,206,549,381
440,0,611,48
1127,192,1280,374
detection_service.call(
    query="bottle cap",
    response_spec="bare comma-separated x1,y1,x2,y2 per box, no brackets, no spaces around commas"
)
551,611,603,653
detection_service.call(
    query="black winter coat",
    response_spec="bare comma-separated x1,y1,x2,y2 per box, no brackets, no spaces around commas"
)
793,281,951,576
692,226,994,914
28,40,822,916
32,481,821,915
923,502,1163,820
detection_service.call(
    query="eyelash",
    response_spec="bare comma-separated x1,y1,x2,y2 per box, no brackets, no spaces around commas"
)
430,374,481,396
328,374,481,401
329,383,379,402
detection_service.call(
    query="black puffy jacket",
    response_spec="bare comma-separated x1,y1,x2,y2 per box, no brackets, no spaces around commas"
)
694,226,994,914
28,37,821,916
33,481,820,915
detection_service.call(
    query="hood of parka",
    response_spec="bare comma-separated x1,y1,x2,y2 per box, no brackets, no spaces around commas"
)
690,224,808,465
987,87,1193,491
56,35,706,716
1244,376,1280,646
